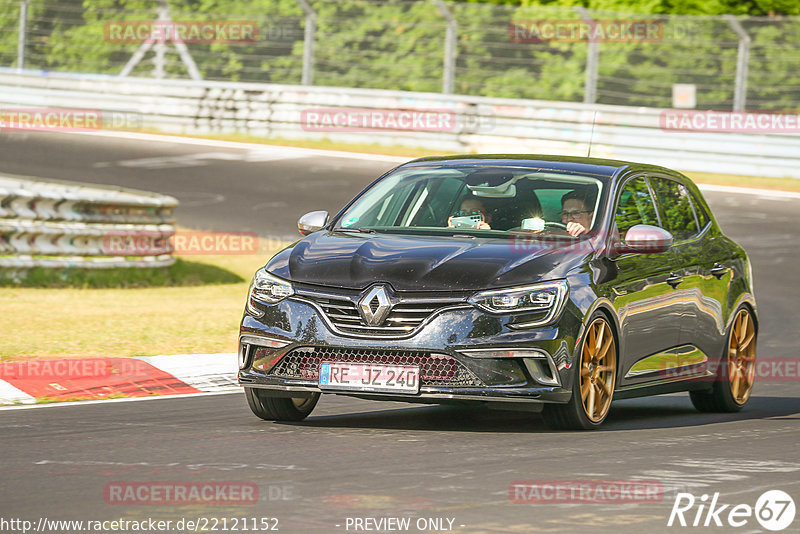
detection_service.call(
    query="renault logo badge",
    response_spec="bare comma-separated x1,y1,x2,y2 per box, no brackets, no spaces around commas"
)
358,285,392,326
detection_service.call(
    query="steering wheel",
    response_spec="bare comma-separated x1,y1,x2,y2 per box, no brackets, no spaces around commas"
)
544,221,567,229
423,203,438,224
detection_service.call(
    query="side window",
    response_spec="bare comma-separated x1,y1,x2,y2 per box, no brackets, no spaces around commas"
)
652,178,699,241
615,177,659,236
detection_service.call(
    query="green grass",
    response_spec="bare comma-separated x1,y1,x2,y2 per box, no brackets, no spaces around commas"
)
138,128,450,159
684,171,800,193
34,393,132,403
0,258,244,288
0,245,279,361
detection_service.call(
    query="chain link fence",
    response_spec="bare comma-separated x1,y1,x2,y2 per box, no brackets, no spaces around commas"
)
1,0,798,112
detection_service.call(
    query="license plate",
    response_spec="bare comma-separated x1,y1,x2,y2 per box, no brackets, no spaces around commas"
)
319,362,420,394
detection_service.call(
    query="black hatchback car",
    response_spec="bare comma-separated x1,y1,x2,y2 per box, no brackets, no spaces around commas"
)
238,155,757,429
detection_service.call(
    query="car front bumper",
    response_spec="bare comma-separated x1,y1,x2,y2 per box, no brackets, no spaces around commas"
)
238,294,583,405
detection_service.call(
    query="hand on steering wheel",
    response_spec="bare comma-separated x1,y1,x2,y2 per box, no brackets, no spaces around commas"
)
565,222,588,236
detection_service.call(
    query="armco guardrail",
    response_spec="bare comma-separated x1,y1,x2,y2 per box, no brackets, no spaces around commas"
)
0,69,799,178
0,173,177,271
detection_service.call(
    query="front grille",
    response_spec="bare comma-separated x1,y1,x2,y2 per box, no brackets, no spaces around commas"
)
298,291,467,338
270,347,484,387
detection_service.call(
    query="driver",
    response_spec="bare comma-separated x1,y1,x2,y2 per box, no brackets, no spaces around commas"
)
561,190,595,237
448,198,492,230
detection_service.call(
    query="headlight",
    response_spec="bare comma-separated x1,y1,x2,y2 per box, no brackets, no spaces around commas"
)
468,280,568,315
249,269,294,305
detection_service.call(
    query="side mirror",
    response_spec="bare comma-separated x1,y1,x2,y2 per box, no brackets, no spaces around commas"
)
297,210,329,236
618,224,673,254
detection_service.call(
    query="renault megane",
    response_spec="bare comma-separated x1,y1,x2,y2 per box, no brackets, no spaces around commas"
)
238,155,757,429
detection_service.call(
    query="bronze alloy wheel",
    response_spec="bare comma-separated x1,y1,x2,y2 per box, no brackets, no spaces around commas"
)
728,308,756,405
690,306,756,413
579,317,617,422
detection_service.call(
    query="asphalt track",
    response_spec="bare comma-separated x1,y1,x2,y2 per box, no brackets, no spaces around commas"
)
1,131,799,534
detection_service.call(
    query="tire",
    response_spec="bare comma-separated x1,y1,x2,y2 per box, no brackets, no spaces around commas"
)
543,313,618,430
244,388,320,421
690,306,756,413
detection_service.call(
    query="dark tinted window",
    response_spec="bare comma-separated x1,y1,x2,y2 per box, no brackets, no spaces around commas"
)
336,166,604,237
615,177,659,236
652,178,699,241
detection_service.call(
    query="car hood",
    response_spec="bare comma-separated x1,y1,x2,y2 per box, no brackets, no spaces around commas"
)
267,231,592,291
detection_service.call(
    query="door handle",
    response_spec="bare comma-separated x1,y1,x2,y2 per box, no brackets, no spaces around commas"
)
710,264,728,279
666,274,683,288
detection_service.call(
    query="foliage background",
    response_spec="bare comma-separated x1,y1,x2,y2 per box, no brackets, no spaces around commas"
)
0,0,798,110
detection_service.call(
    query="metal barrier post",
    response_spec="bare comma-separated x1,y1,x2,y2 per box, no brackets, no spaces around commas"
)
574,7,598,105
435,0,457,94
153,4,167,79
297,0,316,86
725,15,751,112
17,0,28,72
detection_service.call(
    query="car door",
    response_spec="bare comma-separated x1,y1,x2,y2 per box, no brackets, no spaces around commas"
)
606,176,685,385
650,176,727,360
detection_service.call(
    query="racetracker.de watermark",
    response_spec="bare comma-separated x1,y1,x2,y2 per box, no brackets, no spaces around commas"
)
509,231,669,254
0,109,142,132
102,231,259,256
661,358,800,382
104,482,259,505
0,359,154,382
509,480,664,503
300,108,494,133
660,110,800,133
104,20,258,44
509,19,663,43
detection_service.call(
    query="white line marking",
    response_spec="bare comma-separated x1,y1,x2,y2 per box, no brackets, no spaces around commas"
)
0,353,240,407
0,389,241,411
698,183,800,200
136,353,238,393
0,379,36,405
72,130,408,163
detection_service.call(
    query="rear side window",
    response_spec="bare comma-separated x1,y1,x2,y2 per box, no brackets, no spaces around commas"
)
615,177,659,236
651,178,699,241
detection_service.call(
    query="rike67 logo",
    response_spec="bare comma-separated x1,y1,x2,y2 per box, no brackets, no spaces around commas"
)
668,490,796,531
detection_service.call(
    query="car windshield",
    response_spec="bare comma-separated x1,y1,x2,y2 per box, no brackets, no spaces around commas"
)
334,165,605,238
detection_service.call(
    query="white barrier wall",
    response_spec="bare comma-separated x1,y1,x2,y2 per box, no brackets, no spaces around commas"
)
0,69,799,178
0,173,177,271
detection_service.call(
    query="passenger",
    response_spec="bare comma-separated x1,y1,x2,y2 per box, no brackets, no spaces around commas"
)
448,198,492,230
561,190,595,236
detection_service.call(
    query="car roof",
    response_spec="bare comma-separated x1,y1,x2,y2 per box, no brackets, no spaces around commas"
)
401,154,677,181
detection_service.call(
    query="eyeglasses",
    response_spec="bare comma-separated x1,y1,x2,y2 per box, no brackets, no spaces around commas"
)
560,210,590,219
